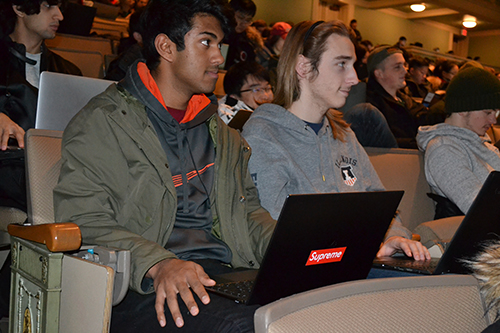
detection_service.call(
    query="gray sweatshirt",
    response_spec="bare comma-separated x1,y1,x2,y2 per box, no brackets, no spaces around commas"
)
417,123,500,214
242,103,411,240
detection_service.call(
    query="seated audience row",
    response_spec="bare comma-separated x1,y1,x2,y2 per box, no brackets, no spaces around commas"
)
48,2,431,330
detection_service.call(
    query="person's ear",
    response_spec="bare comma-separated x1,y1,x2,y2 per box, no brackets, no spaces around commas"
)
155,33,176,63
374,68,384,80
12,5,25,18
132,32,143,45
295,54,311,79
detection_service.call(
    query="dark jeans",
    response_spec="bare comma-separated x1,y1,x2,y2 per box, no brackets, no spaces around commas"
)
342,103,398,148
111,260,259,333
0,159,27,212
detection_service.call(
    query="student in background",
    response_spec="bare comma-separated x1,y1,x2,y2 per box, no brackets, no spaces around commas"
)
243,20,429,261
417,67,500,219
218,61,273,124
0,0,81,212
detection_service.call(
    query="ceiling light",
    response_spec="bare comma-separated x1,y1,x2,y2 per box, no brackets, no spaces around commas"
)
462,15,477,28
410,3,426,12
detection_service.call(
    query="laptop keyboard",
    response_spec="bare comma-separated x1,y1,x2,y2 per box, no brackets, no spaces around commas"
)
207,280,254,304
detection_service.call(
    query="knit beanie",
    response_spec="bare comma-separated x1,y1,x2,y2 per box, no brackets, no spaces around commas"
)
445,67,500,114
367,46,402,74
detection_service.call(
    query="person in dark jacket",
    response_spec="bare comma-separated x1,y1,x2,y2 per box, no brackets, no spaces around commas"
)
0,0,81,211
366,46,428,148
223,0,256,69
0,0,81,321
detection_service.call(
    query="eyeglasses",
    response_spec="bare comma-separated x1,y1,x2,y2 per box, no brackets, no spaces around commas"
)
240,87,273,94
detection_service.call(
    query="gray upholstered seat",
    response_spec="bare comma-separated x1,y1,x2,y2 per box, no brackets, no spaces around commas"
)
255,275,490,333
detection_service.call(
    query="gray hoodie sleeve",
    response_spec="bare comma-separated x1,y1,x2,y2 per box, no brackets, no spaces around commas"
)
244,132,292,220
424,140,483,214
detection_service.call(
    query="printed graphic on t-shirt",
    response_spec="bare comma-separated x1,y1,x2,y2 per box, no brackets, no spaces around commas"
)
341,165,357,186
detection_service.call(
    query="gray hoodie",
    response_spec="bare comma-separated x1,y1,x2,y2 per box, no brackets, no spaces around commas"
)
417,123,500,214
242,103,411,240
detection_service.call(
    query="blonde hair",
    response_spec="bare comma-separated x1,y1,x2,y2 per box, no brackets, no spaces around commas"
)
273,20,354,141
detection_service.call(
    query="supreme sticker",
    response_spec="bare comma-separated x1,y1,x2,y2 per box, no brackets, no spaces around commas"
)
306,247,346,266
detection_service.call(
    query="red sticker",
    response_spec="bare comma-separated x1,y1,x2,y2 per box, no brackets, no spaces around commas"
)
306,247,346,266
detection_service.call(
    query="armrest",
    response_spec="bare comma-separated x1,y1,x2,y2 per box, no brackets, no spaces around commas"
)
7,222,82,252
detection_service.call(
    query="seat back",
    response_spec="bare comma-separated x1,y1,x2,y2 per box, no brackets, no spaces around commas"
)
365,147,435,231
25,129,63,225
50,48,105,78
46,33,113,58
255,275,490,333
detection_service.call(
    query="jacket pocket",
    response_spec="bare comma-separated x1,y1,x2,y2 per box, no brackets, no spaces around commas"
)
119,176,166,235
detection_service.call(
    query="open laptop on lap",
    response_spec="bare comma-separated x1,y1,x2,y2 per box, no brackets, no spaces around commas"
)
36,72,114,131
207,190,404,305
373,171,500,275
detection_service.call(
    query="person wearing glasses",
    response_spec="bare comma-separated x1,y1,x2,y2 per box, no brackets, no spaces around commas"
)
218,61,273,124
242,20,430,261
417,67,500,219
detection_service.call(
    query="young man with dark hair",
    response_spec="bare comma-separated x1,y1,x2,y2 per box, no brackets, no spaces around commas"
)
218,61,273,124
53,0,276,331
404,56,431,98
0,0,81,320
0,0,81,211
349,19,361,42
223,0,257,69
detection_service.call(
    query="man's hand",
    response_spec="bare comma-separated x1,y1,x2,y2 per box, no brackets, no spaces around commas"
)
376,236,431,261
0,113,25,150
146,258,216,328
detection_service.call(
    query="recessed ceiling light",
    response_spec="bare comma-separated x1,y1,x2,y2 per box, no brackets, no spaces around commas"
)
410,3,426,12
463,15,477,28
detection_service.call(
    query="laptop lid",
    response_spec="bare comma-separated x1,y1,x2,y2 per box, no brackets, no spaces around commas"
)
435,170,500,274
235,190,403,305
36,72,114,131
374,171,500,275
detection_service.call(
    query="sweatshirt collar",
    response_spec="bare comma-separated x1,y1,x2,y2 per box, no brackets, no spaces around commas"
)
136,62,211,124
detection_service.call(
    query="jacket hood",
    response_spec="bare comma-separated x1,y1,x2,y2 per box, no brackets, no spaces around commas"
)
417,123,489,152
244,103,330,141
119,60,216,128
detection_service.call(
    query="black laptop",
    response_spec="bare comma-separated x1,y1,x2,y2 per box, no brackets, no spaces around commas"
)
373,171,500,275
207,190,404,305
227,109,252,131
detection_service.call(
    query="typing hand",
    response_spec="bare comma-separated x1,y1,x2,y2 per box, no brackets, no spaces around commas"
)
0,113,25,150
146,258,216,328
376,236,431,261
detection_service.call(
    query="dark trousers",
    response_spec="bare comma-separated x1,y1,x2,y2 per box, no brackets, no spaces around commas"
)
111,260,259,333
0,160,27,212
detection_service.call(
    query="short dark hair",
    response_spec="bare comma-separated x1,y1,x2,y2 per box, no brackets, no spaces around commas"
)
399,36,407,42
223,61,270,96
0,0,63,37
229,0,256,17
408,56,428,69
350,19,357,25
141,0,233,70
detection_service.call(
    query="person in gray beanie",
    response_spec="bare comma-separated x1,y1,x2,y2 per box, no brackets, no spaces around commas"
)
417,67,500,218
